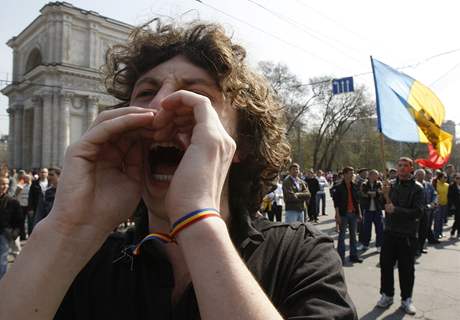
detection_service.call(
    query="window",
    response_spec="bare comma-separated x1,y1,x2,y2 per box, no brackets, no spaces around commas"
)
25,48,42,73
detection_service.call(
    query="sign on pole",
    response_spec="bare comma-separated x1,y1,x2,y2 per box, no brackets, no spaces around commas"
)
332,77,354,95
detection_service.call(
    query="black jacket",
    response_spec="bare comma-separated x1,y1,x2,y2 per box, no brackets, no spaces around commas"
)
28,179,44,212
34,186,56,225
448,183,460,211
304,177,320,197
359,180,384,211
0,194,22,234
332,181,360,216
384,178,424,237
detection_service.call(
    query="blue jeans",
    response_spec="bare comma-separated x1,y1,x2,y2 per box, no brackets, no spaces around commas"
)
285,210,304,223
362,210,384,247
338,212,358,261
434,205,448,238
316,192,326,215
0,233,9,279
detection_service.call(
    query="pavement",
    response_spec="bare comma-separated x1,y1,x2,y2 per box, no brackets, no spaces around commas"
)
312,191,460,320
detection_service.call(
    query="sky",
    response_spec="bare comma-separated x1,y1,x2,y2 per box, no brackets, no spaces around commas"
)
1,0,459,138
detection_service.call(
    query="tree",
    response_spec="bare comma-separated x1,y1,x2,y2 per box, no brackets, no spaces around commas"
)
308,77,375,170
258,61,313,134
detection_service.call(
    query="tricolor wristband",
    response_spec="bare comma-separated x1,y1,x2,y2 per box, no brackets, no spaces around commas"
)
170,208,221,239
132,208,221,256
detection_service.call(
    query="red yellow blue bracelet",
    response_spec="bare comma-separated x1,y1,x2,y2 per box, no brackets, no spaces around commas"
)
132,208,221,256
170,208,221,239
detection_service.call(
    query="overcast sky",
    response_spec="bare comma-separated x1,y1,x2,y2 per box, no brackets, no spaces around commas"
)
1,0,459,138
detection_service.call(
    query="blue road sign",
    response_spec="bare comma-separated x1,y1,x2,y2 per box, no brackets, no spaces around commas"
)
332,77,354,95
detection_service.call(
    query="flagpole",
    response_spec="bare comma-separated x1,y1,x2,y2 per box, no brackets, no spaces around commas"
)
379,132,386,177
370,55,387,177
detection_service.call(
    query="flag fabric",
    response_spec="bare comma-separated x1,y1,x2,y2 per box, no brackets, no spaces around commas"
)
371,57,453,158
415,144,450,169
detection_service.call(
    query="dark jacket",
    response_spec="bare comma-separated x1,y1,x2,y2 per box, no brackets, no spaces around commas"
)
34,186,56,225
28,179,44,212
448,183,460,211
359,180,384,211
0,194,22,235
332,181,360,216
282,176,310,212
305,177,320,197
384,178,424,237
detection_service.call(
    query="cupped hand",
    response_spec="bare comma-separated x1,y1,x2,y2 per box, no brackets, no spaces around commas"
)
47,107,156,238
152,90,236,223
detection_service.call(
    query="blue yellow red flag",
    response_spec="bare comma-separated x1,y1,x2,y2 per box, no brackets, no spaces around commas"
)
371,57,452,158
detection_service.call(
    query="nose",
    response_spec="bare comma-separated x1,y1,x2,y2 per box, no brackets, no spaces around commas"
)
147,82,176,111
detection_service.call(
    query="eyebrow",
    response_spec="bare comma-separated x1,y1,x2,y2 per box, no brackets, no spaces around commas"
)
134,76,218,90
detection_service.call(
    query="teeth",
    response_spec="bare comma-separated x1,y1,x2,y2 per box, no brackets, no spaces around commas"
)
150,141,182,150
152,174,173,182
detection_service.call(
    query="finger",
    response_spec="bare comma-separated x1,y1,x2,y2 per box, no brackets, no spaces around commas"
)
89,106,156,129
83,112,155,146
160,90,218,124
173,115,195,127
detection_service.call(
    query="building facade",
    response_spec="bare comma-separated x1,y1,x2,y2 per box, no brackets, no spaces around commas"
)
1,2,133,168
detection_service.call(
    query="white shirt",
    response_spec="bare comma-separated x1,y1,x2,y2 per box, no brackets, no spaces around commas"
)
317,176,329,193
39,179,48,195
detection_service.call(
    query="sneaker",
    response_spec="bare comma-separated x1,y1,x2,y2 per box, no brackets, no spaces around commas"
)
376,294,393,308
356,243,364,251
401,298,416,315
376,247,381,253
362,245,369,251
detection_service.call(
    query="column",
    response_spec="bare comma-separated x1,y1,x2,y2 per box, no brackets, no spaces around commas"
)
32,96,42,168
14,105,23,168
51,91,60,165
89,22,98,69
87,96,99,129
7,108,15,167
21,109,29,168
41,92,53,167
59,93,72,166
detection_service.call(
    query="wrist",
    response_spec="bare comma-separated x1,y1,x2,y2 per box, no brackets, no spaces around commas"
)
40,215,109,256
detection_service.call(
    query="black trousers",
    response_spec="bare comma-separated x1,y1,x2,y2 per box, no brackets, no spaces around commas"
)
380,232,417,300
417,209,429,253
268,204,282,222
451,208,460,235
307,195,317,221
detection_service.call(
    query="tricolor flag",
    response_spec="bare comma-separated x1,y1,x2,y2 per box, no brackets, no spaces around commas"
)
371,57,452,159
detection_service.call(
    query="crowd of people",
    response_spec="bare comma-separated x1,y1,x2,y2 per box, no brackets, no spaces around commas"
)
0,167,60,278
260,159,459,315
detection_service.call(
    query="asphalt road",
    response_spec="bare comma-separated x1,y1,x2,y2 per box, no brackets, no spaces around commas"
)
312,190,460,320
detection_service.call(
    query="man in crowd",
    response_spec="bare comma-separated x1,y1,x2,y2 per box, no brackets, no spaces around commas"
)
448,172,460,238
316,170,329,216
355,168,368,250
304,169,319,222
377,157,423,315
34,167,61,225
424,169,439,245
282,163,310,223
27,168,48,233
434,172,449,238
359,169,384,252
414,169,436,256
0,177,21,279
333,166,363,264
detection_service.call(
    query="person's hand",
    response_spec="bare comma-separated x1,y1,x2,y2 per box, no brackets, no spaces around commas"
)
385,203,395,214
47,107,156,238
152,90,236,223
335,215,341,227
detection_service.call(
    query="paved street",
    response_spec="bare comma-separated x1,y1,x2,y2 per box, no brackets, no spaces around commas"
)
313,191,460,320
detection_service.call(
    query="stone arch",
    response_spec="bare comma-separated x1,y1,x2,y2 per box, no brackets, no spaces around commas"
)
25,48,42,73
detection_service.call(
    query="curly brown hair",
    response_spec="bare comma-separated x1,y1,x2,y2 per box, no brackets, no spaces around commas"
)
103,19,290,234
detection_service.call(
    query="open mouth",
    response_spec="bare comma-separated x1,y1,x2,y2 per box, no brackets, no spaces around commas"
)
148,141,185,182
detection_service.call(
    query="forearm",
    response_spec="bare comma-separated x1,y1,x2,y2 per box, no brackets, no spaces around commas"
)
177,219,282,320
0,216,106,320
